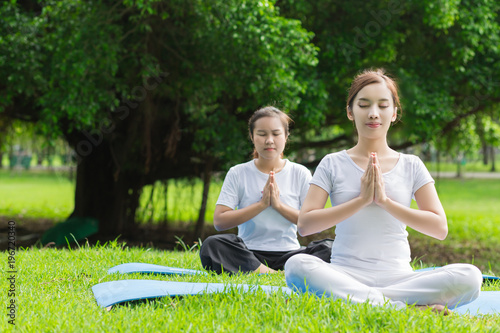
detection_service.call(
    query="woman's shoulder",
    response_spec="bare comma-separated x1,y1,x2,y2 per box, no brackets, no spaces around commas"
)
284,160,312,178
227,160,256,174
398,152,424,163
285,159,309,172
397,153,428,171
318,150,348,165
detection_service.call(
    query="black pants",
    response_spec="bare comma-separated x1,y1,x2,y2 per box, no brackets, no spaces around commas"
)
200,234,333,275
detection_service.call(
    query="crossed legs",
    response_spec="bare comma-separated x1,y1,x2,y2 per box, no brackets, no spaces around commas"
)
284,254,482,311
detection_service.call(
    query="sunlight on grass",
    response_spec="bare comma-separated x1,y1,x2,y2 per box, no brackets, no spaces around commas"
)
1,170,499,331
0,170,75,220
0,244,497,332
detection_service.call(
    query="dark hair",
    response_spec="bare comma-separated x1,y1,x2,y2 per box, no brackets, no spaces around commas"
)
248,106,292,159
346,68,402,122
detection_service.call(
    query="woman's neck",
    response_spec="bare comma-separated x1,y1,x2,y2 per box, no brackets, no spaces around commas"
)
349,137,393,157
254,157,285,174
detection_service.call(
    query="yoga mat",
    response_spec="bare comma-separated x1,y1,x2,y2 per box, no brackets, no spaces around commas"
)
108,263,207,276
92,280,292,308
92,280,499,315
415,267,499,282
451,291,500,315
109,263,499,283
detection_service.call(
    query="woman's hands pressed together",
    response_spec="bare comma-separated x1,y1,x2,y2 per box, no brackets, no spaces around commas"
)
261,171,283,209
360,152,389,208
357,152,448,240
260,171,299,224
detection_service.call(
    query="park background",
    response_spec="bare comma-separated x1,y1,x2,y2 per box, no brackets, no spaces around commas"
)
1,0,499,331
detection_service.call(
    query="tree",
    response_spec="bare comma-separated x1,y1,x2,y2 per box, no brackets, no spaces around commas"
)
0,0,321,236
277,0,500,154
2,0,499,239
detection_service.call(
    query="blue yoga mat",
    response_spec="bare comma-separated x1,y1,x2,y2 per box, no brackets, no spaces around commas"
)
92,280,291,308
108,263,207,276
415,267,499,282
452,291,500,315
92,280,499,315
109,263,499,282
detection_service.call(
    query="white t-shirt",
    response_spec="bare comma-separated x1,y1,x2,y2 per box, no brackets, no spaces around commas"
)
311,150,434,271
216,159,312,251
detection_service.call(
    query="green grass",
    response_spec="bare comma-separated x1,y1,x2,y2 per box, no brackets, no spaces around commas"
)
424,160,499,173
1,170,499,331
407,179,500,243
406,179,500,274
1,169,499,270
0,169,221,223
0,169,75,220
1,243,498,332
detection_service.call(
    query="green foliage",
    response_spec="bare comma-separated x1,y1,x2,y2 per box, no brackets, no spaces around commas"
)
1,0,500,232
136,178,223,223
422,0,461,30
0,0,122,136
278,0,500,149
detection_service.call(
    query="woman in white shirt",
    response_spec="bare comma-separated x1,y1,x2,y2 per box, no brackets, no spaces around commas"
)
200,106,332,274
284,69,482,314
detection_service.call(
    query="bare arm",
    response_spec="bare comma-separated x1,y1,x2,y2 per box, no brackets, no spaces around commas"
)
269,172,300,224
373,156,448,240
213,172,272,231
297,185,369,236
214,169,308,230
213,202,269,231
375,182,448,240
270,187,300,224
298,155,376,236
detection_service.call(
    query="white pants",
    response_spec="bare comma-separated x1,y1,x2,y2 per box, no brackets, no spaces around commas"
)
284,254,482,309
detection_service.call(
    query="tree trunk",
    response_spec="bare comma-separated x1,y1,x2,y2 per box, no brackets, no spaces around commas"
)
491,146,496,172
482,144,489,165
456,151,463,178
436,148,441,182
71,138,143,238
193,157,213,241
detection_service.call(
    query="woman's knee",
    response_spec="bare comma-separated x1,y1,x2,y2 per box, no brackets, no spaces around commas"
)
448,264,482,292
199,237,213,258
285,254,311,272
200,235,230,255
285,253,326,281
461,264,482,290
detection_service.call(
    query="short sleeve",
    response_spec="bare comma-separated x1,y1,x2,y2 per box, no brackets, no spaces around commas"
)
216,167,240,209
310,156,334,195
412,156,434,197
298,166,313,206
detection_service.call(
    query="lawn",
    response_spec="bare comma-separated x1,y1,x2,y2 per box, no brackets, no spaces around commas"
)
1,169,500,272
0,242,498,332
0,169,75,220
1,169,499,331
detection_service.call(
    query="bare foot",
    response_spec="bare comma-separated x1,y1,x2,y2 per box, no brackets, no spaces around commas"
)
415,304,452,316
254,264,277,274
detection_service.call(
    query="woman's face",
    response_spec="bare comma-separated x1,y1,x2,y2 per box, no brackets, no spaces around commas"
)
348,82,398,139
251,116,287,160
